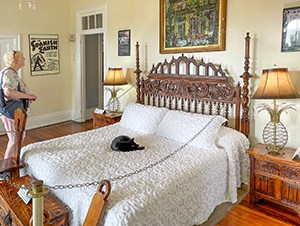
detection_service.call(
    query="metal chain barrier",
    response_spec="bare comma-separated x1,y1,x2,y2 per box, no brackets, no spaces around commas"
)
4,176,29,190
1,82,215,193
3,117,216,191
45,116,216,190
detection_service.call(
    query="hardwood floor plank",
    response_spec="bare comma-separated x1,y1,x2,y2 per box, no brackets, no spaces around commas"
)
218,204,294,226
0,120,93,158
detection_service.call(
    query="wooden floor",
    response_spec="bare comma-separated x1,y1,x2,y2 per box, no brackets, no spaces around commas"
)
0,120,93,159
0,120,299,225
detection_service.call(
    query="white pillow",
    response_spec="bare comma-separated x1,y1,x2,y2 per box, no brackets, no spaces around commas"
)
216,126,250,150
156,110,227,149
120,103,169,134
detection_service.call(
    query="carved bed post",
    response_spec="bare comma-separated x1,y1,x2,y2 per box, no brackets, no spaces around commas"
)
134,42,142,103
239,32,252,137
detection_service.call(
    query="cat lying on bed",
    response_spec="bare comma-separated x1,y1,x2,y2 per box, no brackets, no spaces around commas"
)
111,135,145,152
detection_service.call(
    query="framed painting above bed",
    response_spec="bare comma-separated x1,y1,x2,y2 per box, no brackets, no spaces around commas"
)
159,0,227,53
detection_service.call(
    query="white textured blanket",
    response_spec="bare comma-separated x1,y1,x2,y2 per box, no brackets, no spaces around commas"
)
21,124,249,226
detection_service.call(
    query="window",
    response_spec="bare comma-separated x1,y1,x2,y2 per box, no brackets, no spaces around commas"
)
82,13,103,31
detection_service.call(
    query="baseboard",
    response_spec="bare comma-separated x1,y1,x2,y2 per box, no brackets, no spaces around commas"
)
26,110,72,131
0,110,79,135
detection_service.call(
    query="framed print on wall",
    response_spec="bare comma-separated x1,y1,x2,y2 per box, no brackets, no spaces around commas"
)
281,6,300,52
28,34,60,76
159,0,227,54
118,30,130,56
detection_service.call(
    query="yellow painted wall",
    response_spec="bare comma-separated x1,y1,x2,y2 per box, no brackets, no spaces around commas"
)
0,0,71,116
0,0,299,148
69,0,300,148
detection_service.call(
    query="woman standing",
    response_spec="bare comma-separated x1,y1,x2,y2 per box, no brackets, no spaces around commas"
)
0,50,37,159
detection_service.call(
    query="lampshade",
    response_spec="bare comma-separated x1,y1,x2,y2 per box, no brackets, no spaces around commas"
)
104,68,127,86
252,68,299,154
252,68,300,99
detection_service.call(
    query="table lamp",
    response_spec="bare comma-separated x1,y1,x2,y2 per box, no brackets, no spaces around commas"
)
104,68,127,113
252,68,300,154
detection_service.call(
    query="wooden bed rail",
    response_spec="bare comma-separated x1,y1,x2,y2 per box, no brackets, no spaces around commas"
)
134,33,251,137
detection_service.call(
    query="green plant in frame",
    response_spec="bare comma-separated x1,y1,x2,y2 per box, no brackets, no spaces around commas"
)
160,0,227,53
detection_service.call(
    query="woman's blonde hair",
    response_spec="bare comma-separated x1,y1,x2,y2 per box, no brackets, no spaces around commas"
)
3,50,22,67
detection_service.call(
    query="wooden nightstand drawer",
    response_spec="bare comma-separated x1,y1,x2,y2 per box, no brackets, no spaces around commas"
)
247,143,300,217
93,112,122,129
280,164,300,180
255,159,280,176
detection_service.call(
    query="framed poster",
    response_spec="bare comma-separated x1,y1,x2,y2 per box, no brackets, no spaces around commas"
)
281,6,300,52
28,34,60,76
118,30,130,56
160,0,227,54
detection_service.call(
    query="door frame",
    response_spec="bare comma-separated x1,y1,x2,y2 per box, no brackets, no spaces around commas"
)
0,34,20,135
0,33,21,72
74,5,107,122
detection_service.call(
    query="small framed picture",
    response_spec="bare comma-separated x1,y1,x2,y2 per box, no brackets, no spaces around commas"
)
281,6,300,52
118,30,130,56
28,34,60,76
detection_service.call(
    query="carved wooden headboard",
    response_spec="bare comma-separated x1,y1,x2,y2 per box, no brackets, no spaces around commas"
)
134,33,252,137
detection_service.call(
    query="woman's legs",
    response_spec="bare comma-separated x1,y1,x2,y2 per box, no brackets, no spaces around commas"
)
1,115,16,159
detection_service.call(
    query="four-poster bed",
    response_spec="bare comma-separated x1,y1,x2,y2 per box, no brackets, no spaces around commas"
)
0,33,252,226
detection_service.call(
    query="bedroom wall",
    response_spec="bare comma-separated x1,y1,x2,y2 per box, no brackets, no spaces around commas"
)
69,0,300,148
0,1,298,149
0,0,72,129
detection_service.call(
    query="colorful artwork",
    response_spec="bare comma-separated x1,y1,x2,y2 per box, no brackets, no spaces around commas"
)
29,34,60,76
160,0,227,53
281,7,300,52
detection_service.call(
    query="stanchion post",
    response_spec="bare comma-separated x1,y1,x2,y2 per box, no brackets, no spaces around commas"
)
28,180,48,226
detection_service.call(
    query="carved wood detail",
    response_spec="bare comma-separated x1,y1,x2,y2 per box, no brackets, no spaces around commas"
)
240,32,252,137
248,144,300,217
134,42,142,104
135,33,251,136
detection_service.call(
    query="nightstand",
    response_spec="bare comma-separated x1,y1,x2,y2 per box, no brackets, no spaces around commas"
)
92,112,122,129
247,143,300,217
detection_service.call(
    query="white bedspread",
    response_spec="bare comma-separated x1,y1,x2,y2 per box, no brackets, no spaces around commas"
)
20,124,249,226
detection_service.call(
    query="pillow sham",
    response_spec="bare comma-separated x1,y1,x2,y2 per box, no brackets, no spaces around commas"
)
120,103,169,134
156,110,227,149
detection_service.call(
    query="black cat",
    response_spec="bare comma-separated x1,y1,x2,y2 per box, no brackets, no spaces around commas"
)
111,135,145,152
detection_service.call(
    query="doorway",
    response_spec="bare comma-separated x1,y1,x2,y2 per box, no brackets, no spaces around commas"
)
84,34,104,119
74,6,106,122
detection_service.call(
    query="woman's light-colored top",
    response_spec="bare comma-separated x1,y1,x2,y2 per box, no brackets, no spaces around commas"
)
1,67,28,97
